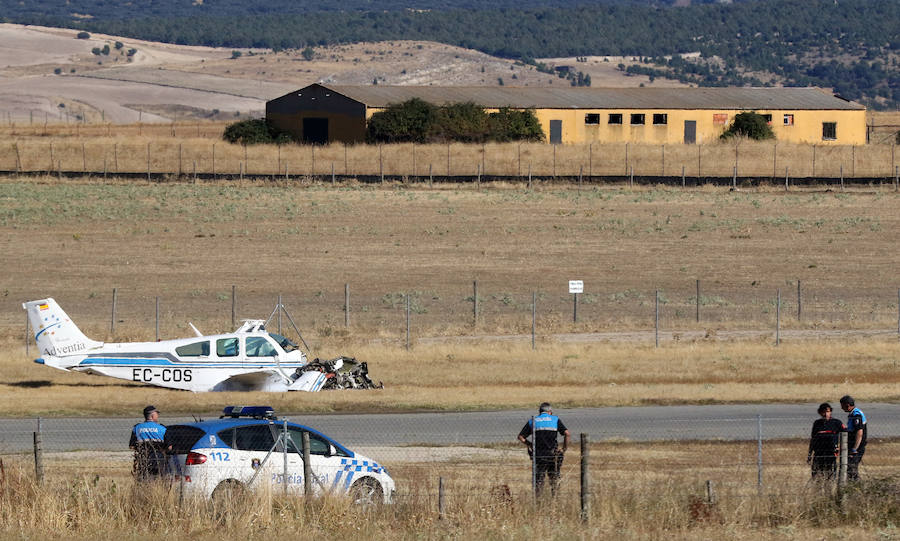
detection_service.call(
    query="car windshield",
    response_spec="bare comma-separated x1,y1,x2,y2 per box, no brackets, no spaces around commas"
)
268,333,297,352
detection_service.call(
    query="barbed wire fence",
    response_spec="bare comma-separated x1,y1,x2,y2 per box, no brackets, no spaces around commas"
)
0,414,874,517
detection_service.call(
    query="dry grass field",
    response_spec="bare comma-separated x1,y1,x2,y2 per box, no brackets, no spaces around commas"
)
1,439,898,539
1,178,900,414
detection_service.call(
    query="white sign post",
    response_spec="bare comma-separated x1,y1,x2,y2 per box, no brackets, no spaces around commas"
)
569,280,583,323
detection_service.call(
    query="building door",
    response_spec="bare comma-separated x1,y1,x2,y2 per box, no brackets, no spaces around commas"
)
549,120,562,144
303,118,329,145
683,120,696,144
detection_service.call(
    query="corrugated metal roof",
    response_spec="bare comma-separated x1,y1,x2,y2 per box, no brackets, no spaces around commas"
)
321,85,864,110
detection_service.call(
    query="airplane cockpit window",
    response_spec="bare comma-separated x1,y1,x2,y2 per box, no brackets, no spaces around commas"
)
268,333,297,352
245,336,277,357
216,338,239,357
175,341,210,357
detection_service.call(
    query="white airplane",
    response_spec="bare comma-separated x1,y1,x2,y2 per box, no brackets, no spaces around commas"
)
23,298,333,392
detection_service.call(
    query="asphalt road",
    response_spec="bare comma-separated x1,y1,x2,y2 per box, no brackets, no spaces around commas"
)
1,403,898,453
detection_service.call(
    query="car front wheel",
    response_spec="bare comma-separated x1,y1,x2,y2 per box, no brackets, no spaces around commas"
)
349,477,383,506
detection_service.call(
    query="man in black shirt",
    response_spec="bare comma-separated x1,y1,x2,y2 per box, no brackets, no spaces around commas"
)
518,402,570,498
807,402,844,480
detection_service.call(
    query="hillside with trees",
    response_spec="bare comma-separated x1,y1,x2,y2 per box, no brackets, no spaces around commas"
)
2,0,897,108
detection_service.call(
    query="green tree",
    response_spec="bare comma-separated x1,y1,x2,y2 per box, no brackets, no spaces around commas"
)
430,102,489,143
231,50,242,59
720,111,775,141
366,98,439,143
487,107,544,142
301,47,315,61
76,32,90,40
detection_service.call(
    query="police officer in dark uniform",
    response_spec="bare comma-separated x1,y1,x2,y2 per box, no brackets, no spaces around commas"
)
807,402,844,479
840,395,867,481
129,405,168,480
518,402,570,498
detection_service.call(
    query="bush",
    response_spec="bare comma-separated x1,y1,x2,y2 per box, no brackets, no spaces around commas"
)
366,100,544,144
366,98,438,143
76,31,90,39
488,107,545,142
721,111,775,140
222,118,294,145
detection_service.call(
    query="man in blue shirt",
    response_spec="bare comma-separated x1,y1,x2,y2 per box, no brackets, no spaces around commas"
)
839,395,867,481
518,402,570,498
129,405,168,480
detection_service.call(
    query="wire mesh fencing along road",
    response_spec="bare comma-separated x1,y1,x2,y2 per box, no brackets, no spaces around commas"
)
11,281,900,351
2,404,898,505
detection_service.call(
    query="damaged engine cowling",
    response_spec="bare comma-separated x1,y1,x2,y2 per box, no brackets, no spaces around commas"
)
291,356,383,390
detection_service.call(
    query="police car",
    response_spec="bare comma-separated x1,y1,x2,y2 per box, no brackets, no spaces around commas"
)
163,406,395,504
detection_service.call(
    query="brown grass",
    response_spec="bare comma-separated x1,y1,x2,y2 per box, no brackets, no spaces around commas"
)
2,178,900,413
2,337,899,415
1,439,898,539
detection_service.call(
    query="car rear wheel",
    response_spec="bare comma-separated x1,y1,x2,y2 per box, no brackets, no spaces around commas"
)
349,477,383,506
210,479,248,518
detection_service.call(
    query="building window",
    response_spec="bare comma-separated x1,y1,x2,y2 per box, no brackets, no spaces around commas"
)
761,114,773,124
630,114,645,125
585,113,600,125
783,114,794,126
822,122,837,141
608,113,623,125
713,114,728,125
652,113,667,125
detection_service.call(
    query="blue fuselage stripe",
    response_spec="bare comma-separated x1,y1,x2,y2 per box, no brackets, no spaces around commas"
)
78,358,306,369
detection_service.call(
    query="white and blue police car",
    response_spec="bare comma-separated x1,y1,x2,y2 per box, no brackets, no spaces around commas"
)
163,406,395,504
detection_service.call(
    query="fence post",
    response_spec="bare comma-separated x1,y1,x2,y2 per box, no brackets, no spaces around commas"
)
897,288,899,339
302,431,312,497
532,291,536,350
838,431,848,489
840,164,844,191
283,420,289,497
473,281,478,326
429,163,433,187
757,414,763,493
345,283,350,328
573,292,578,323
682,165,685,188
438,476,445,520
380,144,384,183
231,285,236,329
155,296,160,341
331,162,335,185
111,287,117,334
580,434,590,523
528,163,532,189
25,309,30,357
277,294,282,334
655,289,659,347
706,480,715,504
34,417,43,485
797,280,801,321
732,166,736,189
630,165,634,187
785,166,789,191
406,294,411,351
696,279,700,323
146,143,151,181
775,289,780,346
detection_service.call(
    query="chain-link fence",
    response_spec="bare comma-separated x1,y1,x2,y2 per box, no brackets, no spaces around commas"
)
11,282,900,354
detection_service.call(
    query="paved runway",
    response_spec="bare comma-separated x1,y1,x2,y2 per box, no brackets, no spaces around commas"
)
1,403,897,453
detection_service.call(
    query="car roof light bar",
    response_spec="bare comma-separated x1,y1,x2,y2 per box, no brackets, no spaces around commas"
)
221,405,276,419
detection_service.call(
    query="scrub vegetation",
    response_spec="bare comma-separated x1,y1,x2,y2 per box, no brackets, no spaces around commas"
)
1,440,899,539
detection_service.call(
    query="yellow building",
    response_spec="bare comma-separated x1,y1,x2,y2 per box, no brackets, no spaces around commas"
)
267,84,866,145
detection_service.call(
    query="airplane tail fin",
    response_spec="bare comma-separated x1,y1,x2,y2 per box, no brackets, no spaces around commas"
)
22,298,103,365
